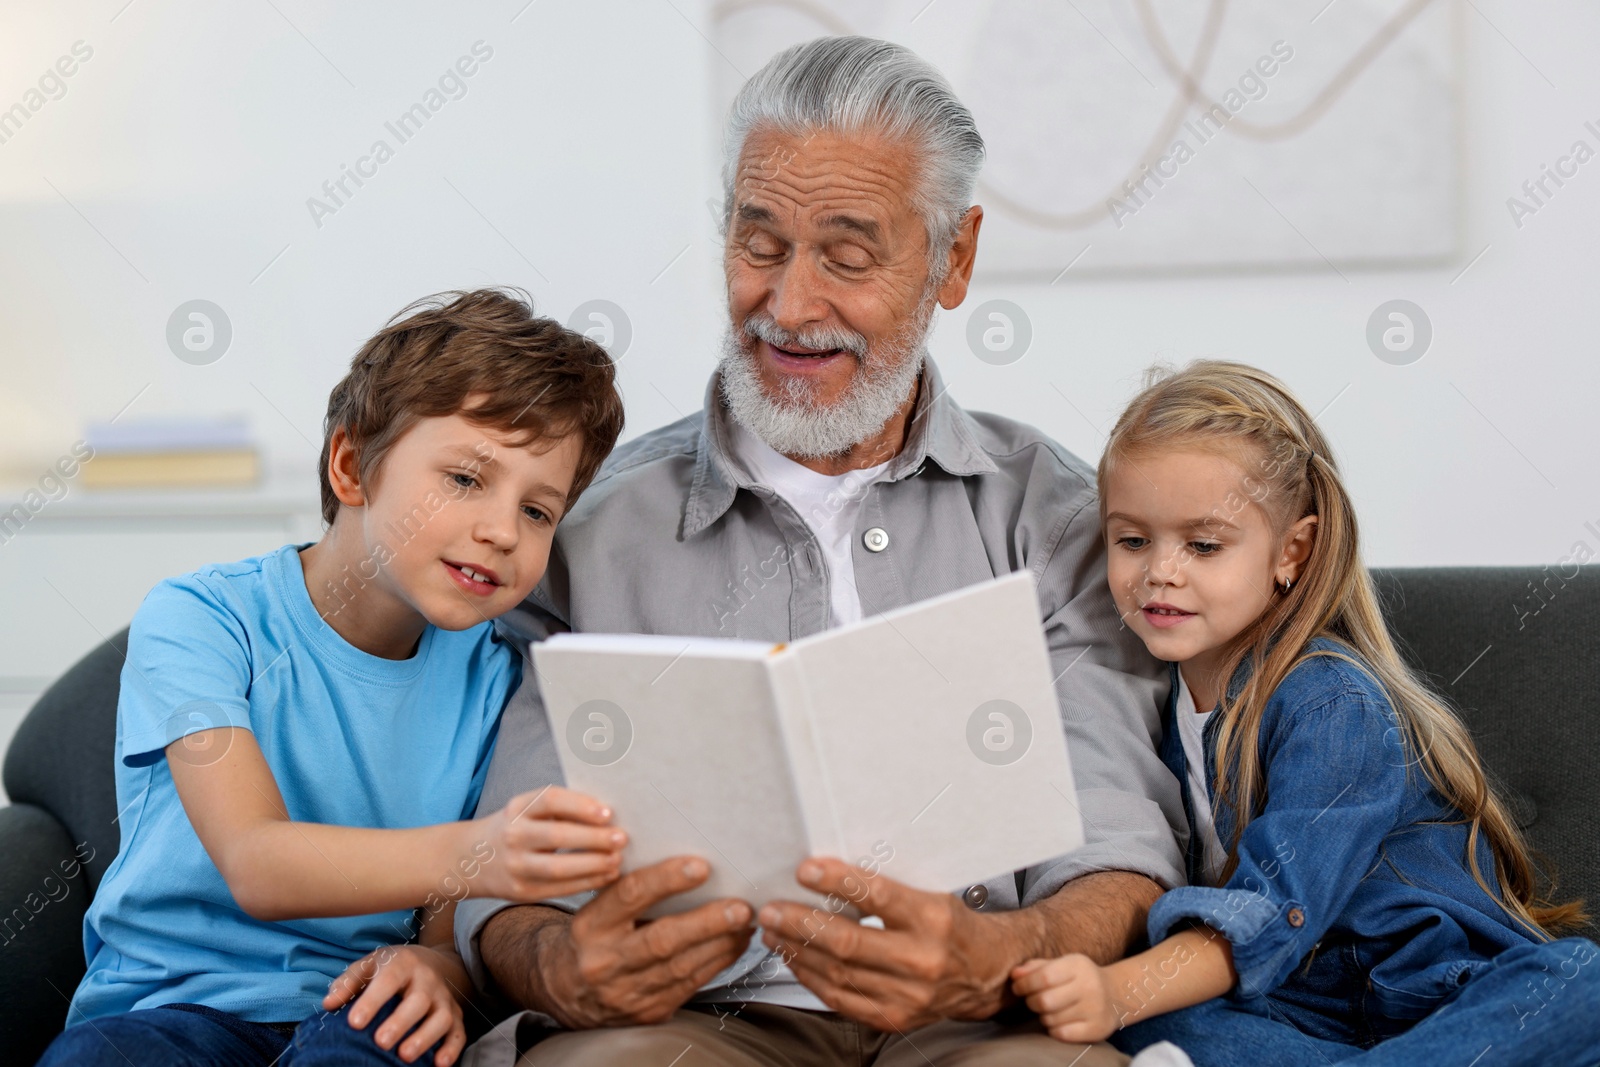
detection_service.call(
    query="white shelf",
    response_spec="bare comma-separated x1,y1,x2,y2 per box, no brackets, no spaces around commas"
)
0,467,327,768
0,466,322,526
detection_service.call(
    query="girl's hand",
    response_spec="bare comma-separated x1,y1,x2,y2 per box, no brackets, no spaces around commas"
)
469,786,627,902
1011,954,1122,1044
323,945,466,1066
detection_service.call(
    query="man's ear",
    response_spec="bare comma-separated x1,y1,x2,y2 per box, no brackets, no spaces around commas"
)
936,205,984,310
326,426,367,509
1278,515,1318,584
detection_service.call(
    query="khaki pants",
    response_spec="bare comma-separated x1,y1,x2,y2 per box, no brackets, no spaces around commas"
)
514,1002,1129,1066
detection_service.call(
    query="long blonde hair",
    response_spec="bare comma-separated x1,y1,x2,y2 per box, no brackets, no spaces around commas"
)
1097,359,1585,938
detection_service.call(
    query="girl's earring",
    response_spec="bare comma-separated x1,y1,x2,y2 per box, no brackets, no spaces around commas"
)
1280,576,1293,593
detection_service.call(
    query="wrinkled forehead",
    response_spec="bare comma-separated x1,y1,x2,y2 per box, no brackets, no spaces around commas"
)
730,126,927,244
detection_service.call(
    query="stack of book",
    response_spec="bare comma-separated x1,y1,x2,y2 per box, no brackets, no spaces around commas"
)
81,416,259,489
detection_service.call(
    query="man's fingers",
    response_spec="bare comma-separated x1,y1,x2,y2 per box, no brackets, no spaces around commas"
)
505,786,614,826
779,962,899,1030
789,856,918,925
632,928,756,996
758,902,925,977
613,898,755,971
579,856,715,930
783,945,912,1005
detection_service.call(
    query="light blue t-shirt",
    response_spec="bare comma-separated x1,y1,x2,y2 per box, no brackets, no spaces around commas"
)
69,542,520,1025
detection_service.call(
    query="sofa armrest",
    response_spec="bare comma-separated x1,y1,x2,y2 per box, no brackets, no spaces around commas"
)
0,802,93,1064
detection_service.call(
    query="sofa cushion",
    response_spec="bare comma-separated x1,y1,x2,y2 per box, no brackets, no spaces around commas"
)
1373,566,1599,936
2,628,126,894
0,802,93,1065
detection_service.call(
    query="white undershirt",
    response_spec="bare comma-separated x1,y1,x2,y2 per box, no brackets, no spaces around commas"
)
1175,670,1229,886
731,420,892,628
710,421,894,1009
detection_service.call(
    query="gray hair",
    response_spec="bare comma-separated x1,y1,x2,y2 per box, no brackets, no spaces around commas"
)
720,36,986,269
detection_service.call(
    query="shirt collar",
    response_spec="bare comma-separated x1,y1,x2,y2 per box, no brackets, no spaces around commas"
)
684,356,998,539
1168,631,1324,716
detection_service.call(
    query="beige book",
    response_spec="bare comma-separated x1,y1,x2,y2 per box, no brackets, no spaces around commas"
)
80,449,259,489
533,571,1084,917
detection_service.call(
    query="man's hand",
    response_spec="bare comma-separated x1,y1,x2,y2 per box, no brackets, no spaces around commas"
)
1011,955,1121,1044
491,856,756,1028
756,858,1015,1032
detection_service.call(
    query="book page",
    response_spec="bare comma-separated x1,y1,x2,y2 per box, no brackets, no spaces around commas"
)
787,571,1084,894
533,637,832,916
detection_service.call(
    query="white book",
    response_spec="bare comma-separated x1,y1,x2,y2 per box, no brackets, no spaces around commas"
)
533,571,1084,917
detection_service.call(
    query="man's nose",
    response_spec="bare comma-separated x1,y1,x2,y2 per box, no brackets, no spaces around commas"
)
767,253,830,332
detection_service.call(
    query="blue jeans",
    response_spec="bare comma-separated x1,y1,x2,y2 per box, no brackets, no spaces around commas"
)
36,994,441,1067
1113,938,1600,1066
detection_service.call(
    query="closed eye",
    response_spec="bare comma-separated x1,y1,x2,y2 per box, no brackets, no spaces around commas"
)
828,246,872,273
743,233,786,261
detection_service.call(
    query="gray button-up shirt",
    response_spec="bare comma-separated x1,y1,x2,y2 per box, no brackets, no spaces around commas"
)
454,357,1186,1003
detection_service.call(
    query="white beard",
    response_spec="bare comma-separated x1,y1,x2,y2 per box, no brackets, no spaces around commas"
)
718,302,935,460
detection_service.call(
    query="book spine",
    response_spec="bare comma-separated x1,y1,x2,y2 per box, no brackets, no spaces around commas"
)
766,650,847,861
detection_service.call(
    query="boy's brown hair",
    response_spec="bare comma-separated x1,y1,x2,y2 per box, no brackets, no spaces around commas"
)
317,289,625,527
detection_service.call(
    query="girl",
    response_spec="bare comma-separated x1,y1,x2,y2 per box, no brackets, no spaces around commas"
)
1012,361,1599,1065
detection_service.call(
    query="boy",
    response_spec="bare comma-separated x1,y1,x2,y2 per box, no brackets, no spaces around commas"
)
39,289,628,1067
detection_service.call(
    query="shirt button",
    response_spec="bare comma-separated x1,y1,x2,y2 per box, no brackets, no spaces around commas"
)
1287,907,1305,928
962,884,988,909
863,527,890,553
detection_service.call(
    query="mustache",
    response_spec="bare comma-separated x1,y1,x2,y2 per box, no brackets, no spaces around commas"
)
741,312,870,360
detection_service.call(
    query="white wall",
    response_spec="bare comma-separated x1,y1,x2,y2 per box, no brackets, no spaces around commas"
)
1,0,1596,578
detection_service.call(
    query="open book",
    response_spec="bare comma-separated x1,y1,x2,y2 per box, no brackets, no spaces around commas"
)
533,571,1084,916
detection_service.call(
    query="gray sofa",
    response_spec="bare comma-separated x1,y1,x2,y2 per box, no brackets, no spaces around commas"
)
2,566,1596,1065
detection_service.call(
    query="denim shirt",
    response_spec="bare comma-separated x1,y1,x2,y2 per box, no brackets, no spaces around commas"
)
1151,635,1540,1045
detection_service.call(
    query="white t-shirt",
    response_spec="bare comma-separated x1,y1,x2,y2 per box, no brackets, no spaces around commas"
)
714,421,895,1009
1175,670,1229,886
731,421,892,628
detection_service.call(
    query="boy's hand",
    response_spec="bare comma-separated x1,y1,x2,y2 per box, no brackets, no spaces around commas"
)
324,945,466,1066
470,786,627,902
1011,954,1122,1044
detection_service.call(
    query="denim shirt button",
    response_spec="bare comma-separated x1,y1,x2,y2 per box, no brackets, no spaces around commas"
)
962,884,988,909
863,527,890,553
1287,907,1306,928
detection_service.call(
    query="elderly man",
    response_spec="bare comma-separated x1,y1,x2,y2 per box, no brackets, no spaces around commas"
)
456,36,1185,1067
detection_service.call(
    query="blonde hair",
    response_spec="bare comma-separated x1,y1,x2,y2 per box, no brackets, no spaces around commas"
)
1097,359,1584,938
